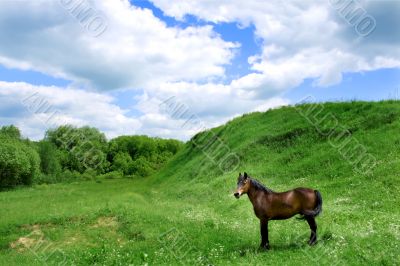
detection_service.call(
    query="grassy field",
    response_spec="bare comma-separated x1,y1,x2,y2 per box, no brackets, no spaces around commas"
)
1,101,400,265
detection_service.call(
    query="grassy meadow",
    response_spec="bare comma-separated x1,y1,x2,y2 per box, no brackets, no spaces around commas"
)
1,101,400,265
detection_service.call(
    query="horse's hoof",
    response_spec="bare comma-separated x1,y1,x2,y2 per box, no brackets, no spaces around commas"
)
259,245,270,251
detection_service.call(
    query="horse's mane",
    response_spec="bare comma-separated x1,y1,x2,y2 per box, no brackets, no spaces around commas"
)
250,178,275,193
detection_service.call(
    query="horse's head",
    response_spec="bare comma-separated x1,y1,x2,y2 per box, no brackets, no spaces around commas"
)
234,172,251,199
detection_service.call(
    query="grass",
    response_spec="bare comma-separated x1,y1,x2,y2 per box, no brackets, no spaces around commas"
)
1,101,400,265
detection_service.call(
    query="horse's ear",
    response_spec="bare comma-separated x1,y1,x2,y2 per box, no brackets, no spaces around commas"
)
239,172,241,177
244,172,248,178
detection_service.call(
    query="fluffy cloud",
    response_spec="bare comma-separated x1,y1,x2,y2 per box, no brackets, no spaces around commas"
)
0,81,141,140
0,81,288,140
0,0,237,90
134,82,289,140
150,0,400,91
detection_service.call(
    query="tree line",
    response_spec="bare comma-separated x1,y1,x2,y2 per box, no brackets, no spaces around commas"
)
0,125,183,189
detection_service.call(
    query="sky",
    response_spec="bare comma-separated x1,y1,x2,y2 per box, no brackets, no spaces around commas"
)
0,0,399,140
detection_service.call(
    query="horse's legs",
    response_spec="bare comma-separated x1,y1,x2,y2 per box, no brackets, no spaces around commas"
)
306,216,317,245
260,219,270,250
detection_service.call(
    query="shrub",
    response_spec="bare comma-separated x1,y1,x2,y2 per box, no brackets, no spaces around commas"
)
111,152,132,175
82,169,97,180
37,141,62,176
129,157,154,177
45,125,108,174
107,136,183,177
0,125,21,139
60,170,83,182
34,173,59,184
0,137,40,189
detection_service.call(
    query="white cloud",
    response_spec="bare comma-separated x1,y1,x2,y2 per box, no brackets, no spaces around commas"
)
0,81,141,140
0,81,289,141
0,0,237,90
134,81,290,140
150,0,400,91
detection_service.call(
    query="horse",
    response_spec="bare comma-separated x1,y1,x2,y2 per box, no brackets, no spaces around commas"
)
234,172,322,250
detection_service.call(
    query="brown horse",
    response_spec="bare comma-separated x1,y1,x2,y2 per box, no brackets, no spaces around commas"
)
234,172,322,250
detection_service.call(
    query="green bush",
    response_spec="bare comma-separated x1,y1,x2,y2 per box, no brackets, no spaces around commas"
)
81,169,97,181
111,152,133,175
60,170,83,182
107,136,183,177
0,125,21,139
45,125,108,174
34,173,59,184
0,137,40,189
37,141,62,176
129,157,154,177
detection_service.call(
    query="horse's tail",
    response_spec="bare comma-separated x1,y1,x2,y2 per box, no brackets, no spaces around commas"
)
297,190,323,220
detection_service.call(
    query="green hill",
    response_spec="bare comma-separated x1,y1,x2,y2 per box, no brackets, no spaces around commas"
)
1,101,399,265
147,100,400,264
155,100,398,198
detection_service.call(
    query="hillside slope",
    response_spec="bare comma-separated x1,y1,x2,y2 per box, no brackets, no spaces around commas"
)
148,100,399,264
156,100,399,189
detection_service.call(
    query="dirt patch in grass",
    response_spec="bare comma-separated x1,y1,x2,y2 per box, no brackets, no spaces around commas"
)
9,216,122,252
10,225,46,252
91,216,119,228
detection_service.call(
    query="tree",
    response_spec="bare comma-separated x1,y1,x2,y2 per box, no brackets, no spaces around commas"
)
129,156,154,177
107,135,183,177
111,152,133,175
0,125,21,139
0,136,40,189
45,125,108,173
37,141,61,176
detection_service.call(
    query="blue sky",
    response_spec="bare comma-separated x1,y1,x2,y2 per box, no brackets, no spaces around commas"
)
0,0,399,140
286,68,400,103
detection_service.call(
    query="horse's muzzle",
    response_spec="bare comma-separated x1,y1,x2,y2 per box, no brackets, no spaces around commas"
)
234,192,240,199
